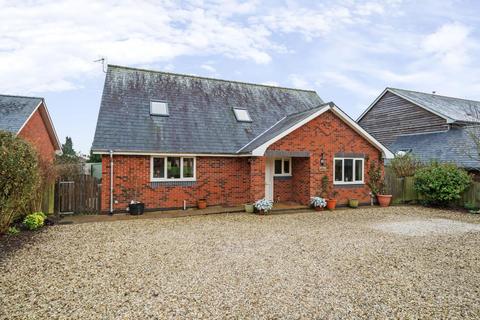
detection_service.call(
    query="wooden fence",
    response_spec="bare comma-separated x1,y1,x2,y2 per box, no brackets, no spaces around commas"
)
384,169,480,207
55,175,101,214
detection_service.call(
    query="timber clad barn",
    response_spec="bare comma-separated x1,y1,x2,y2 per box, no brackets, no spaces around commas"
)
92,65,392,213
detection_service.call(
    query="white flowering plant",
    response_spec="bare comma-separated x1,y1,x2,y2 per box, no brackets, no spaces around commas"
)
310,196,327,208
254,198,274,213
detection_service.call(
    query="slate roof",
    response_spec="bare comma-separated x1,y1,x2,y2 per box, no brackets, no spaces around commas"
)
388,88,480,123
92,65,324,154
0,94,43,133
238,102,331,153
390,126,480,169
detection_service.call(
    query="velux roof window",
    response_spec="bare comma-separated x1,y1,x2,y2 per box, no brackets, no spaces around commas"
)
233,108,252,122
150,101,169,116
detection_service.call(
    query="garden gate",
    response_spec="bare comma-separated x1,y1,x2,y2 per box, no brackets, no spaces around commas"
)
55,175,101,214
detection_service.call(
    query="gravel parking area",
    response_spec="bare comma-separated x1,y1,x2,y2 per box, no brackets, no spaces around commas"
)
1,206,480,319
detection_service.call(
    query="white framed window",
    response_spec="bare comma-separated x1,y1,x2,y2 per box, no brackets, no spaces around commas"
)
233,108,252,122
333,158,364,184
274,158,292,176
150,156,196,181
150,100,169,116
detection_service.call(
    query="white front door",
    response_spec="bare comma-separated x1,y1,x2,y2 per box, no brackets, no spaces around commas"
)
265,158,274,201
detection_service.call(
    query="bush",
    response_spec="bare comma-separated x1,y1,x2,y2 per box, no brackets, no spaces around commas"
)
389,153,422,177
414,162,471,206
0,131,40,234
23,212,46,230
7,226,20,235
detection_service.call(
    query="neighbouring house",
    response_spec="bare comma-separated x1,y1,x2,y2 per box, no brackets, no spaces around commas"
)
358,88,480,174
92,65,392,213
0,94,61,162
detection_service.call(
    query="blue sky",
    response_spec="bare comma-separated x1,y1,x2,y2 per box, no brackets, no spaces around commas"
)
2,0,480,153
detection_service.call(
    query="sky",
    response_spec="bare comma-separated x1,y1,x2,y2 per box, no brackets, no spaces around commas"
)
1,0,480,154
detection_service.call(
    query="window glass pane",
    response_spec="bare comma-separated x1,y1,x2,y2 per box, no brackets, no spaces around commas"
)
274,159,282,174
283,159,290,174
355,160,363,181
151,101,168,115
153,157,165,178
334,159,343,181
344,159,353,182
233,109,251,121
167,157,181,178
183,158,194,178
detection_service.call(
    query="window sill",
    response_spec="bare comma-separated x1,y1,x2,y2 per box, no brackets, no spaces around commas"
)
333,183,365,188
274,175,292,180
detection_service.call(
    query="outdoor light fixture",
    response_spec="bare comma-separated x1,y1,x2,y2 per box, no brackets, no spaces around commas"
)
320,152,326,167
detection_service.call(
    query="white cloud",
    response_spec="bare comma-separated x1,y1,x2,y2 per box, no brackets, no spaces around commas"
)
0,0,275,94
289,74,311,89
200,64,217,73
422,22,471,67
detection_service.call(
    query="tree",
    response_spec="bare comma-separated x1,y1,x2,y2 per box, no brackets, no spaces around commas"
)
87,150,101,163
0,131,40,233
55,136,83,178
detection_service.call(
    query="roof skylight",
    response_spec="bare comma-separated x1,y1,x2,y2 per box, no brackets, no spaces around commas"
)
233,108,251,122
150,101,169,116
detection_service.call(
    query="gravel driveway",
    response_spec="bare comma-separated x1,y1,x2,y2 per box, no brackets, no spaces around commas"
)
1,206,480,319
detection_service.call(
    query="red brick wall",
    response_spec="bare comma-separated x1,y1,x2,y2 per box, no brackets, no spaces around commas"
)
18,106,56,162
273,177,293,202
101,155,251,212
268,110,382,205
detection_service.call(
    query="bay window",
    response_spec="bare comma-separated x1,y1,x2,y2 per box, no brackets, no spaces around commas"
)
151,156,196,181
334,158,364,184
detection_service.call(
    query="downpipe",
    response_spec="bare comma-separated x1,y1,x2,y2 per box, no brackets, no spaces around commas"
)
109,150,114,215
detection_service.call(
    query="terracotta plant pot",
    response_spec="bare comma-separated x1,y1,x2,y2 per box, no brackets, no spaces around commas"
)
197,199,207,209
314,206,324,211
326,199,337,210
348,199,359,208
377,194,392,207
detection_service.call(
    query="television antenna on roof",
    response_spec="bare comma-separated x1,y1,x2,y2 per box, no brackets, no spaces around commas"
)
94,57,107,73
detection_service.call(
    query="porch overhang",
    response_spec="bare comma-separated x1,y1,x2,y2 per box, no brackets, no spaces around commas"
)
264,150,310,157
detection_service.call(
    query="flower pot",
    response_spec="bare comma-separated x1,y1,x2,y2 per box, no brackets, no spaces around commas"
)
244,204,254,213
128,203,145,215
349,199,359,208
197,199,207,209
314,206,324,211
377,194,392,207
326,199,337,210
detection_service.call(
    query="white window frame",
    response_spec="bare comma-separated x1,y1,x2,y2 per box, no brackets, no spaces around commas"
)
333,157,364,185
150,100,169,116
273,157,292,177
233,108,252,122
150,156,196,182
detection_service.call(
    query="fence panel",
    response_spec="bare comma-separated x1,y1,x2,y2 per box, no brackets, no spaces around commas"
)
56,175,101,214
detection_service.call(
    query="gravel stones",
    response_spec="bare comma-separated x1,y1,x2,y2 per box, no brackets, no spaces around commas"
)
1,206,480,319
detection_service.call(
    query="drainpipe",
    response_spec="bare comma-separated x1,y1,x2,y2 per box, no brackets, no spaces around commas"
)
109,150,114,215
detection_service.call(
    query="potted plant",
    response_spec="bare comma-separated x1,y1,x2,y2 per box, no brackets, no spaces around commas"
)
367,160,392,207
376,183,392,207
254,198,273,214
348,198,359,208
198,199,207,209
128,200,145,215
310,197,327,211
244,203,254,213
127,172,145,215
326,191,338,210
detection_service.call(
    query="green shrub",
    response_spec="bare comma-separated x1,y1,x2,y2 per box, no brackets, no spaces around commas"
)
464,202,477,211
7,226,20,235
23,212,45,230
414,162,471,206
0,131,40,234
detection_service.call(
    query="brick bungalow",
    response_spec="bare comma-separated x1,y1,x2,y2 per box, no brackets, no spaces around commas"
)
92,65,393,213
0,94,61,162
